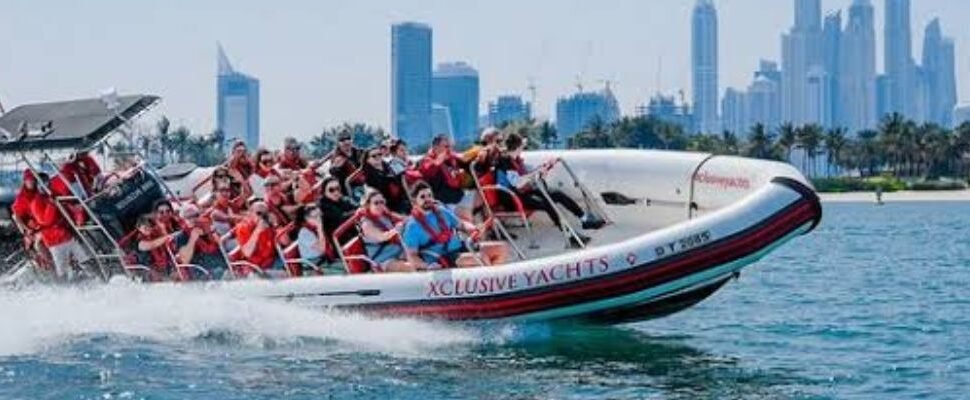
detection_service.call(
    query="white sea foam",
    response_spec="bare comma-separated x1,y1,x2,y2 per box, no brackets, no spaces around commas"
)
0,280,481,357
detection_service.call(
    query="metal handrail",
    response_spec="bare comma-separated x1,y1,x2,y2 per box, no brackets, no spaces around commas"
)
686,154,718,220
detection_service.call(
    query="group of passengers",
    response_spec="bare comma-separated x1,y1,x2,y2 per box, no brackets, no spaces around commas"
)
11,127,605,282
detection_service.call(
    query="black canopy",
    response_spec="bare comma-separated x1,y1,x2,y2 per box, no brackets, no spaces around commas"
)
0,94,160,152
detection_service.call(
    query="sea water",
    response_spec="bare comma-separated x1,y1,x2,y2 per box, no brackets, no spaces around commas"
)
0,202,967,399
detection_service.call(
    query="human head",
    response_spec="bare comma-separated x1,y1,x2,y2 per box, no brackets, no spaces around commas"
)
180,204,201,228
379,139,392,157
337,129,353,151
411,181,435,210
505,132,526,155
284,137,302,157
136,214,155,235
249,200,269,216
363,146,383,168
255,148,274,168
431,134,452,154
480,127,502,146
390,139,408,159
263,175,281,193
22,170,36,191
154,200,174,218
231,140,248,158
321,176,343,201
362,190,387,214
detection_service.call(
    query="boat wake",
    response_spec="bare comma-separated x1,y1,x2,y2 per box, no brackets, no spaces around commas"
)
0,280,489,358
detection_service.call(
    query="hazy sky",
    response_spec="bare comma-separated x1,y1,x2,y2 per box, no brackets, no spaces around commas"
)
1,0,968,147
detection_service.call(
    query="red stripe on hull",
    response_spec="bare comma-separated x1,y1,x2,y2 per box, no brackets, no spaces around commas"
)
350,198,818,320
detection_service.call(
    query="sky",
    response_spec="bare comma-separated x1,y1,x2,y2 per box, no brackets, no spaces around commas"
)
1,0,968,147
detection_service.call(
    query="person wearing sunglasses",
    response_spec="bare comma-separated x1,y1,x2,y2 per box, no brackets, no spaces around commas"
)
359,190,414,273
249,148,280,199
361,146,410,213
263,175,297,225
327,131,363,196
277,137,308,172
208,187,246,236
462,127,504,175
153,200,185,235
402,182,508,269
387,139,411,175
133,214,178,281
317,176,359,250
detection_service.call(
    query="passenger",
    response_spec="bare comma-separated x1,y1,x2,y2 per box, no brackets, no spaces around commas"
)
174,205,227,280
70,151,103,195
359,190,414,272
387,139,411,175
402,182,509,269
463,127,504,174
328,131,363,194
208,187,247,235
317,176,358,249
134,214,177,281
226,140,254,180
263,175,296,225
249,148,279,199
361,146,409,213
290,205,330,269
276,137,308,172
496,133,605,246
12,170,40,242
153,200,184,234
233,200,280,272
418,135,472,219
293,162,322,205
31,175,93,281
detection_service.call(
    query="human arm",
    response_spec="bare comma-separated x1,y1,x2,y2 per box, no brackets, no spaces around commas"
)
176,229,201,264
138,233,175,252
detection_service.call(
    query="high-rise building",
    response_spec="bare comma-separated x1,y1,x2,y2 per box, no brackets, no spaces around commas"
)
876,74,891,121
782,0,823,125
839,0,877,134
691,0,719,134
722,88,748,135
638,93,693,133
432,62,479,145
216,44,260,149
884,0,914,118
391,22,433,147
747,75,782,131
487,95,532,127
806,66,830,125
822,12,842,128
555,87,620,142
921,19,958,127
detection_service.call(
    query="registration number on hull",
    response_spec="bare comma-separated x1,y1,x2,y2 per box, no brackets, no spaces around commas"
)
654,230,713,258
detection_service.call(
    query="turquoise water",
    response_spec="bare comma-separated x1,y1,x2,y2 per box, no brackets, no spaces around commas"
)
0,202,967,399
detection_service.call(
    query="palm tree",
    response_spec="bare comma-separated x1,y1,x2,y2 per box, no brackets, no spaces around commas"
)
796,124,823,177
823,127,847,176
744,123,776,160
721,130,740,155
776,123,797,162
170,126,191,162
538,121,558,149
157,116,171,164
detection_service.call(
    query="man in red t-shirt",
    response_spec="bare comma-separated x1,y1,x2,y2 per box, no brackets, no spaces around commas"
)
276,137,308,172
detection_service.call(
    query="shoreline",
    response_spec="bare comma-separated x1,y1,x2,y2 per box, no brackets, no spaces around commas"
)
819,189,970,203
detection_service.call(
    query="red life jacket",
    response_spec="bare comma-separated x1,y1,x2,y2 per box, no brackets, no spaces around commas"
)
137,228,171,272
411,206,453,246
30,194,73,247
364,210,403,245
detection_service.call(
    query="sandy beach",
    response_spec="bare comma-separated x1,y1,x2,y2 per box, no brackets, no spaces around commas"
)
820,190,970,203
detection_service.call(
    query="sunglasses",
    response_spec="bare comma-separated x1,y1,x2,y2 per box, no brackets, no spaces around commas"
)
286,147,300,151
371,199,386,206
326,186,341,193
339,137,351,142
417,192,433,200
158,209,172,214
368,153,381,159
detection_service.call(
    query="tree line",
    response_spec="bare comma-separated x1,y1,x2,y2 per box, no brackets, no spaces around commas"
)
138,112,970,181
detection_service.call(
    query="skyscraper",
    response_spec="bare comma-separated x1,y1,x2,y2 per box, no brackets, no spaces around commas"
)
839,0,877,134
782,0,823,125
555,87,620,142
691,0,719,134
884,0,914,118
391,22,433,147
432,62,479,145
216,44,260,149
487,95,532,127
822,12,842,128
921,19,957,127
721,88,748,135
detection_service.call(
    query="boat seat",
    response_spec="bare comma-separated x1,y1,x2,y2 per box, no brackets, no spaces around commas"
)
273,223,326,277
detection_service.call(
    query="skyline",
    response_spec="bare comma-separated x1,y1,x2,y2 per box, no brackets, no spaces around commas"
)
1,0,969,147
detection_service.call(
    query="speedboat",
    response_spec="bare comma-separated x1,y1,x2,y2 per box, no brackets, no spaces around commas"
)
0,94,821,324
